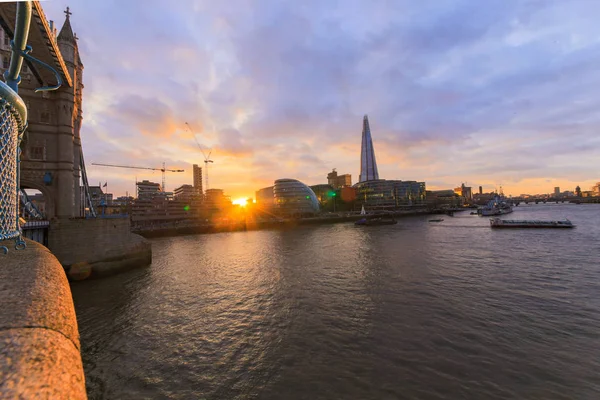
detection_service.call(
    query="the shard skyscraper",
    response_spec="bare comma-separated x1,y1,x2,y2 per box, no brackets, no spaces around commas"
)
359,115,379,182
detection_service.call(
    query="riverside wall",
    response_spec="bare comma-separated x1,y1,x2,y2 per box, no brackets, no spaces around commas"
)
48,217,152,280
0,239,87,399
135,209,445,239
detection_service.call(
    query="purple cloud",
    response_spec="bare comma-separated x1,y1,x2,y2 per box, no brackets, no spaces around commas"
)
40,0,600,196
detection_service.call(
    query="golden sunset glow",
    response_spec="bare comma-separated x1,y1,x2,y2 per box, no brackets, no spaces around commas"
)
232,198,250,207
38,1,600,200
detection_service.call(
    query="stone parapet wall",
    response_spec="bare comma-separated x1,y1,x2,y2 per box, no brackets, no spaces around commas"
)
48,217,152,279
0,240,87,399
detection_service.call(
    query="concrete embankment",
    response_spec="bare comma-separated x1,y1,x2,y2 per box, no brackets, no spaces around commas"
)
49,217,152,280
135,209,442,239
0,239,87,399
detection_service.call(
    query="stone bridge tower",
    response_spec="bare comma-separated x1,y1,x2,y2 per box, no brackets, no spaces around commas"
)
0,3,83,219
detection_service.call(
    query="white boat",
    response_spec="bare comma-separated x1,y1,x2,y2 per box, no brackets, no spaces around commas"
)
490,218,574,229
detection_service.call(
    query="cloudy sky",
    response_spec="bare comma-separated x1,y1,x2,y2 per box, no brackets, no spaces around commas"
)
42,0,600,199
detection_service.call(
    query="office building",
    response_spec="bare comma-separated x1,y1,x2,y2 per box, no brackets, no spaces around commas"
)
137,180,162,199
193,164,203,193
174,184,199,201
113,196,134,206
204,189,231,210
354,179,426,210
454,183,472,200
327,169,352,189
426,189,462,207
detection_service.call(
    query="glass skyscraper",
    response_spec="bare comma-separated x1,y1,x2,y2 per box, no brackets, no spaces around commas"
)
354,115,426,210
359,115,379,182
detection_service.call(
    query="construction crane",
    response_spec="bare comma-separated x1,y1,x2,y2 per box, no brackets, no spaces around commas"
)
184,122,214,191
91,162,184,192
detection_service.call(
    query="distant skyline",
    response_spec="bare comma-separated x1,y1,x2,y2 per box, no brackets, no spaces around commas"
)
41,0,600,198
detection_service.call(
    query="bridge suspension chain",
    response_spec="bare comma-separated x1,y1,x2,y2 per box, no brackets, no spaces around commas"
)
80,147,96,218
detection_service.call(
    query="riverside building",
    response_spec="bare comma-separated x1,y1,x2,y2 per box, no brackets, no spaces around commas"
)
273,179,320,216
354,115,426,210
327,169,352,189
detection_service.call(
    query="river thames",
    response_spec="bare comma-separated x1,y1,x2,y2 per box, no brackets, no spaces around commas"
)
72,203,600,399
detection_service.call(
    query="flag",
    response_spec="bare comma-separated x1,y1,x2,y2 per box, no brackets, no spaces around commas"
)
103,182,107,188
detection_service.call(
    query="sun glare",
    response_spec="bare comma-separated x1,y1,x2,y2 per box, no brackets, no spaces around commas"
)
232,198,249,207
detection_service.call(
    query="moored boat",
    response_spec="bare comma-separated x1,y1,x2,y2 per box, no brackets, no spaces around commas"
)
490,218,575,229
355,214,397,226
479,196,513,216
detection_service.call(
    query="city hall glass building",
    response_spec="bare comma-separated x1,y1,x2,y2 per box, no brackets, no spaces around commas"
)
273,179,320,215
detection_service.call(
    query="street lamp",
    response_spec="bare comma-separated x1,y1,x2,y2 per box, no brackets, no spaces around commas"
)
330,191,337,213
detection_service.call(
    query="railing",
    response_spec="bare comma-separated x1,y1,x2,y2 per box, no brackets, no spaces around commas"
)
22,220,49,247
0,2,61,254
22,220,50,229
88,213,129,219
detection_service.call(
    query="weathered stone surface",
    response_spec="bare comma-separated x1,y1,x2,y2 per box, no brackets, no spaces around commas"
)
86,247,152,279
0,240,79,348
0,239,86,398
49,218,152,280
0,329,86,400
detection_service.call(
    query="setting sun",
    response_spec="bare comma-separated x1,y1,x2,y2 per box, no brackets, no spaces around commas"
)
232,197,251,207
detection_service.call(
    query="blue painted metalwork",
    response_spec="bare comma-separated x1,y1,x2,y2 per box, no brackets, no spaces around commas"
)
0,3,62,253
3,2,32,92
15,45,63,93
79,149,97,217
43,172,53,185
3,3,62,93
19,189,45,219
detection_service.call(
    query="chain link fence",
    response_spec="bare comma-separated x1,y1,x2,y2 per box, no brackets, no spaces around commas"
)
0,83,27,253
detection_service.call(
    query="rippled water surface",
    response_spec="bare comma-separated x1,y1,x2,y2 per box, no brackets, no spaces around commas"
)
72,204,600,399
